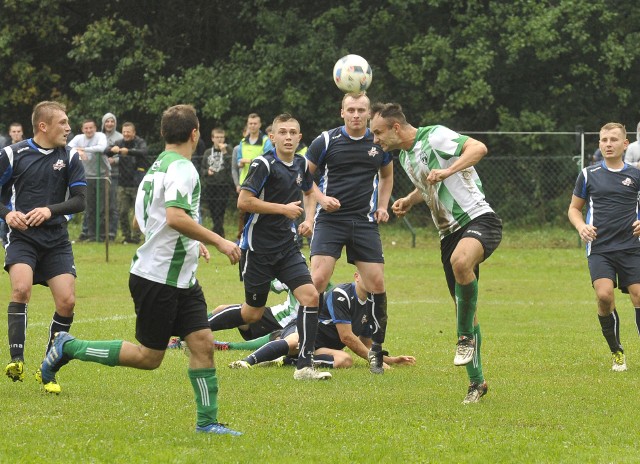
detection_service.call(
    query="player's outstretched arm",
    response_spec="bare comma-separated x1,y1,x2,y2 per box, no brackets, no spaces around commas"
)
166,206,240,264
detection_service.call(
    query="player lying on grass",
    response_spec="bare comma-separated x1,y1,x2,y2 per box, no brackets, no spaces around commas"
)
228,272,415,370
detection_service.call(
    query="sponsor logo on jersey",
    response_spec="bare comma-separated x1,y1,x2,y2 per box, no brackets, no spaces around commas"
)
368,147,378,157
53,159,66,171
296,173,302,186
361,315,368,324
251,162,259,167
17,147,29,154
622,177,633,187
337,296,346,302
466,229,482,236
331,134,342,140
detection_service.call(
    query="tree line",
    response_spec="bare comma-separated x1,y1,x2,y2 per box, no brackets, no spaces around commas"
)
1,0,639,150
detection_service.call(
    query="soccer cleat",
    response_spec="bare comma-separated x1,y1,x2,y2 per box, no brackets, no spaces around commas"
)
35,368,62,394
463,381,488,404
229,360,252,369
454,336,475,366
39,331,74,393
293,366,332,380
256,356,285,368
167,337,182,349
368,349,388,374
612,351,627,372
5,359,25,382
196,423,242,436
214,341,230,351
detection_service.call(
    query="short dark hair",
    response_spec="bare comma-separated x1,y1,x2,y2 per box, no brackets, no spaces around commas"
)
371,102,408,126
161,105,199,144
82,118,97,127
271,113,299,130
31,101,66,132
122,122,136,131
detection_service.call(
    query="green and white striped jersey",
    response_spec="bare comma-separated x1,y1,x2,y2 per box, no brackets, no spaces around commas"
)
399,125,494,238
131,150,202,288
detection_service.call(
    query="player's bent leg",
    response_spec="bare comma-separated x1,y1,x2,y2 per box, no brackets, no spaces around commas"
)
310,255,337,293
183,329,215,369
316,348,351,369
240,303,265,325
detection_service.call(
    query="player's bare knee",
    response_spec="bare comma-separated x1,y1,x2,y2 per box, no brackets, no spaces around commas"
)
11,286,31,303
333,353,353,368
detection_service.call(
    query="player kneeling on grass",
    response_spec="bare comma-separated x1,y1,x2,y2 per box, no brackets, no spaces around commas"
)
568,122,640,373
38,105,244,436
228,272,416,370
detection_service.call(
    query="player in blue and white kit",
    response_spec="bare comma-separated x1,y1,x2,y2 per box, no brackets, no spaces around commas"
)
299,92,393,375
221,113,330,381
569,122,640,372
0,101,87,390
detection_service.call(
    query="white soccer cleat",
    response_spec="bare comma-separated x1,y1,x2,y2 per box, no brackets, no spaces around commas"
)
293,366,331,380
612,351,627,372
229,360,251,369
454,336,475,366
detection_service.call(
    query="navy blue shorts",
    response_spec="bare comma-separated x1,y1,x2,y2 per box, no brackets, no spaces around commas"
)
588,249,640,294
129,274,210,350
4,225,76,285
440,212,502,298
310,219,384,264
240,242,312,307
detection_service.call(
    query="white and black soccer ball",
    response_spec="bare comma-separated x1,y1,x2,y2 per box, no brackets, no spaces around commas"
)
332,54,373,93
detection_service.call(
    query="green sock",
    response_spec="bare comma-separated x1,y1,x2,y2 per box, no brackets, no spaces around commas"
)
466,324,484,384
188,368,218,427
228,334,271,350
455,279,478,337
63,339,122,366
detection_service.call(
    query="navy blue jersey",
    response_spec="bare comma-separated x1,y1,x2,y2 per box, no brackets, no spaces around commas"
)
573,161,640,255
0,139,86,226
306,126,392,221
317,282,373,350
240,149,313,253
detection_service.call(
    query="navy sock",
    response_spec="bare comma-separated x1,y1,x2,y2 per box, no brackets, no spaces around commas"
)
313,353,334,368
246,339,289,366
296,306,318,369
598,310,623,353
370,292,388,345
47,312,74,355
208,304,245,330
8,302,27,360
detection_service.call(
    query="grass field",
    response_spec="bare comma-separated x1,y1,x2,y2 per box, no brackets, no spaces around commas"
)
1,225,638,463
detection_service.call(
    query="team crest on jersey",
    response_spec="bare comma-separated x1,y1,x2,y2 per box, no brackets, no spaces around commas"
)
52,159,66,171
368,147,378,157
296,173,302,186
361,314,368,324
622,177,633,187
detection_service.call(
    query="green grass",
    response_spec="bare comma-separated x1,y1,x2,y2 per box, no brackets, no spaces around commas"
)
1,226,636,463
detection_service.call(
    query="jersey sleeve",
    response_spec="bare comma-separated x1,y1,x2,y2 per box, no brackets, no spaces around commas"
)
164,159,198,211
67,147,87,187
306,132,327,167
429,126,469,160
325,287,353,324
0,147,12,187
572,169,587,199
241,156,270,194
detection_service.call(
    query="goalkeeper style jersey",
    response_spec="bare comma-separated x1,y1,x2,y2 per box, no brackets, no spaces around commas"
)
399,125,494,238
131,150,202,288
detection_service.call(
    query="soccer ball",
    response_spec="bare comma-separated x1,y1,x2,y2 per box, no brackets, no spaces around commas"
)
332,54,373,93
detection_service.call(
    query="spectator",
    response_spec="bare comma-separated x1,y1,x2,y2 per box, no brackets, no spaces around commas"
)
68,119,108,241
0,122,25,245
201,128,233,238
102,113,123,241
624,121,640,167
106,122,148,244
235,113,272,239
